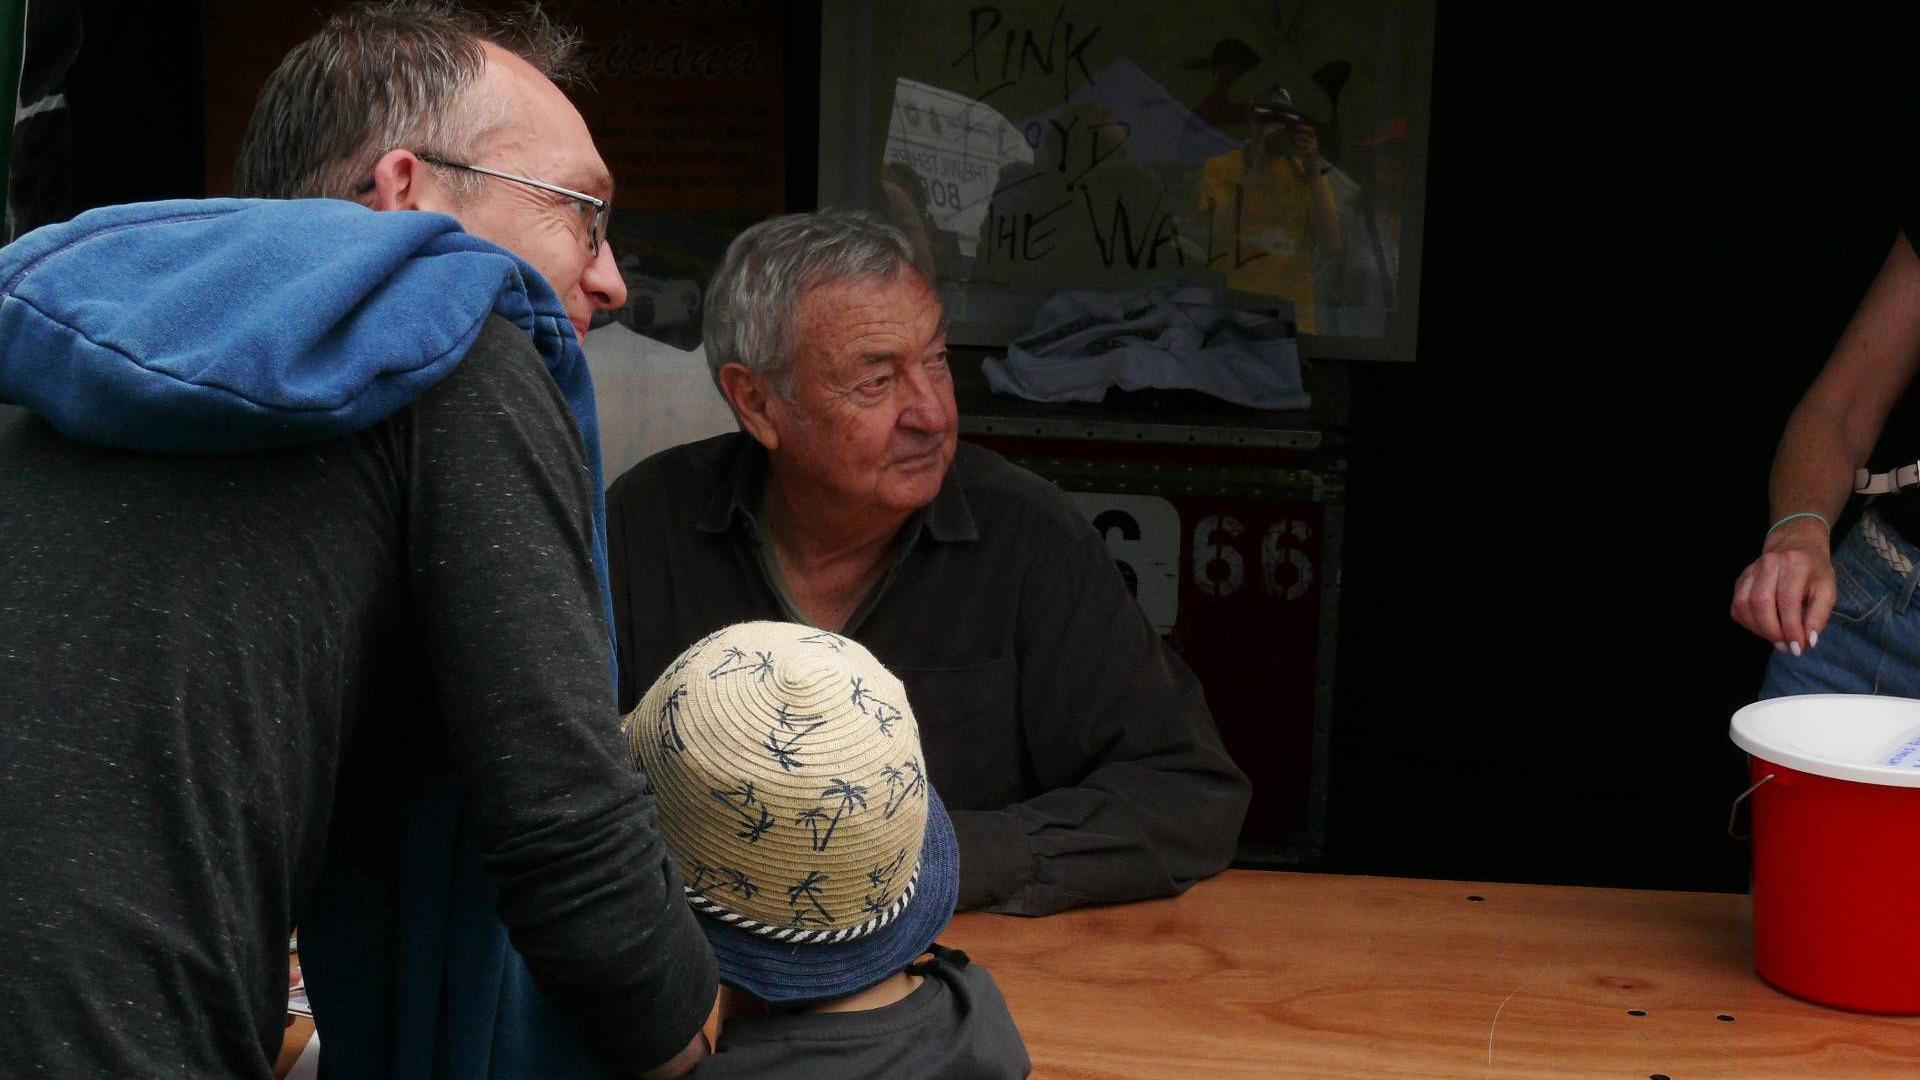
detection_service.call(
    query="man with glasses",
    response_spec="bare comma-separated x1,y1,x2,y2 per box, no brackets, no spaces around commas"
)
349,151,614,340
0,3,718,1078
420,154,611,254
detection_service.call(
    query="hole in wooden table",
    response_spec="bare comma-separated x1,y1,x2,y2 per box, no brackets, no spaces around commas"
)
1627,1009,1647,1017
1466,894,1485,902
1716,1013,1735,1022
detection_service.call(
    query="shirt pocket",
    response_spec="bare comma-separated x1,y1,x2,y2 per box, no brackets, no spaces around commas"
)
892,657,1023,811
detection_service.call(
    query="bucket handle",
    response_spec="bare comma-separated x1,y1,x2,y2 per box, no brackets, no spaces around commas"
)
1727,773,1775,840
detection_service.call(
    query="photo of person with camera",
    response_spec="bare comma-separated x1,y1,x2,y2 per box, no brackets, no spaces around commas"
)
1198,84,1342,333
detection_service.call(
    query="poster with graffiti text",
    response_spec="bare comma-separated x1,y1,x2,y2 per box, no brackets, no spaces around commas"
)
820,0,1434,361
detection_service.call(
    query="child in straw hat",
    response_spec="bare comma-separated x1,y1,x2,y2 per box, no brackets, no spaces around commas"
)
625,620,1030,1077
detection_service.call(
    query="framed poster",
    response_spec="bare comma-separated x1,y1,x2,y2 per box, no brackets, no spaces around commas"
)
819,0,1434,361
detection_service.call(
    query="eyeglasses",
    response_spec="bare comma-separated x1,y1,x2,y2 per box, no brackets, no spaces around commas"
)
411,152,610,256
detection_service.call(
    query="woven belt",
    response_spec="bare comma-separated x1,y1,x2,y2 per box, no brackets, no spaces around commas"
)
1860,511,1916,577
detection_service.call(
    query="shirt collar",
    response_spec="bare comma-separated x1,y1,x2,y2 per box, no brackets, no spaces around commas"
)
695,434,766,534
695,435,978,544
914,450,979,543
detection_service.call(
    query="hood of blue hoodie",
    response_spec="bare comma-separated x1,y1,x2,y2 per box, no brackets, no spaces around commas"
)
0,196,617,685
0,196,599,457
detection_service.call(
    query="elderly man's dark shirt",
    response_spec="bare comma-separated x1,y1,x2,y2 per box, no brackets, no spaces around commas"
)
607,433,1250,915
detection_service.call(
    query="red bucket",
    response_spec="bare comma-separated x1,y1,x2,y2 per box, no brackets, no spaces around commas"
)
1731,694,1920,1014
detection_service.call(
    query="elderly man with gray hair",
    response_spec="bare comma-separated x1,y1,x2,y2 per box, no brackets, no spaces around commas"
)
606,210,1251,916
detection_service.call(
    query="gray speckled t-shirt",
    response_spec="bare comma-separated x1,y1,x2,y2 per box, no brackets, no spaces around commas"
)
0,317,714,1077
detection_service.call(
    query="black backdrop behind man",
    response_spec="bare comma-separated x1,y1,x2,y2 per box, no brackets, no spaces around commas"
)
55,1,1920,893
1332,5,1920,891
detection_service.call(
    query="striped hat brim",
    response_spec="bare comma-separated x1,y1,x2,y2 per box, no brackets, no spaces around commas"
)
696,782,960,1004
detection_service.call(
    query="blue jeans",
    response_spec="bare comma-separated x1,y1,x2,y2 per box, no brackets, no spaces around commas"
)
1761,510,1920,699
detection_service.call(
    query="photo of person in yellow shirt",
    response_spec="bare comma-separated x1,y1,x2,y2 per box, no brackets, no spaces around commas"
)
1199,85,1341,332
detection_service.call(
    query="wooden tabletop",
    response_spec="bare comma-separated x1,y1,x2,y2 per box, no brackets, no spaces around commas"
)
940,869,1920,1079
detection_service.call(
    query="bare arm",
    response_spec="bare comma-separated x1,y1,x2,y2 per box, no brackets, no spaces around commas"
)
1732,233,1920,650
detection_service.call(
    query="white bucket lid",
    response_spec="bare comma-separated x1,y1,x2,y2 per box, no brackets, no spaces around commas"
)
1730,694,1920,788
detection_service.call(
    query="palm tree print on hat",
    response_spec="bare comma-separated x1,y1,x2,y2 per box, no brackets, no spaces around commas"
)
871,702,902,737
787,871,833,921
734,809,775,843
794,807,832,851
879,764,903,810
860,893,889,918
773,702,822,730
712,779,758,809
881,758,927,818
720,867,759,901
764,718,825,771
710,780,776,843
708,646,774,680
793,779,868,852
849,677,900,722
798,630,846,651
657,684,688,754
688,863,759,902
688,862,715,891
867,847,909,890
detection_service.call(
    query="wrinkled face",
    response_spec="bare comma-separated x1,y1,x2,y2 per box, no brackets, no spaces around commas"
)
445,44,626,341
767,270,957,519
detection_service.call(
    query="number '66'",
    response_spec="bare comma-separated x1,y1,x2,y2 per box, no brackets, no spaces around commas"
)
1192,515,1314,601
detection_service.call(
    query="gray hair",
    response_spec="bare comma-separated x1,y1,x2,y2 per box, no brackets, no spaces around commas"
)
232,1,581,201
704,210,919,397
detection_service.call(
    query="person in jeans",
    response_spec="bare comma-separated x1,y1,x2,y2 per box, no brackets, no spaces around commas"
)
1732,217,1920,700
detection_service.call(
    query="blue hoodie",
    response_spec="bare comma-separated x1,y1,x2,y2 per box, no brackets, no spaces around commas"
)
0,198,620,1078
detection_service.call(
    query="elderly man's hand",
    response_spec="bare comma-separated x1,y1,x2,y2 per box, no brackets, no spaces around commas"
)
1731,516,1836,655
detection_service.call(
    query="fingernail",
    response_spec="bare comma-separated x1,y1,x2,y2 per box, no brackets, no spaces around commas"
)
1790,641,1803,658
1774,642,1788,654
1810,630,1820,649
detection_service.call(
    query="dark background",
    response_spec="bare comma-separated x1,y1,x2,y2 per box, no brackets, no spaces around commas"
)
1330,6,1920,892
54,3,1920,892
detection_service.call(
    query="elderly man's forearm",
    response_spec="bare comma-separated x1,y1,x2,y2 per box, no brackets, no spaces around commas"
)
951,765,1248,916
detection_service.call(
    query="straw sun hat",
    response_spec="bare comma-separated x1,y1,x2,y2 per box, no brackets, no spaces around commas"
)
625,620,958,1003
